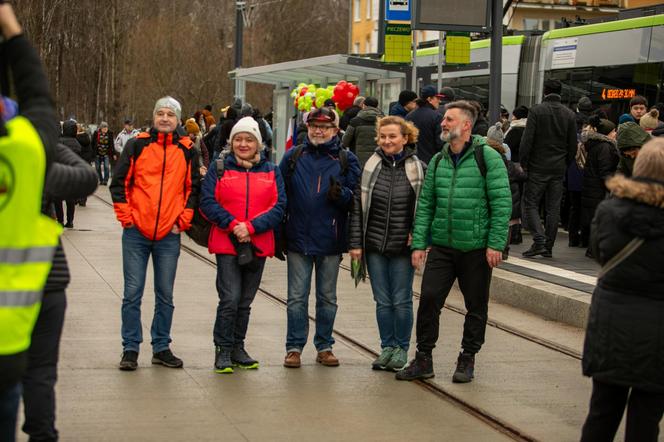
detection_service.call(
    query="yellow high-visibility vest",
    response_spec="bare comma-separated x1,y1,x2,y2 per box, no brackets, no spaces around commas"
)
0,116,62,355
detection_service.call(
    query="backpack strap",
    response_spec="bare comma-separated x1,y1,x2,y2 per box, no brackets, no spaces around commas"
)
287,144,305,180
215,157,225,179
474,144,488,179
338,147,349,177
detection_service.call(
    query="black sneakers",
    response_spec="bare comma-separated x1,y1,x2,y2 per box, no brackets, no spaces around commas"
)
452,352,475,383
215,347,233,374
395,351,435,381
231,347,259,369
119,351,138,371
151,349,183,368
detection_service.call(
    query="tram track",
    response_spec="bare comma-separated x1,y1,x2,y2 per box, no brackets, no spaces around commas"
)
179,242,537,442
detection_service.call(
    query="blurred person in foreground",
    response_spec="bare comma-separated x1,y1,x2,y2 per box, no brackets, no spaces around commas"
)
580,137,664,442
0,2,61,440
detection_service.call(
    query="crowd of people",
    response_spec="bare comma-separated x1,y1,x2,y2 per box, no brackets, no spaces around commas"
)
1,0,662,439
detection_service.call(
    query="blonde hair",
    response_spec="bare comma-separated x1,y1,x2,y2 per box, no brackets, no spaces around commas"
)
375,116,419,145
633,137,664,180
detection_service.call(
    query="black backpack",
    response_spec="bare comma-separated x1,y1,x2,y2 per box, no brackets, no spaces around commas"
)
185,158,226,248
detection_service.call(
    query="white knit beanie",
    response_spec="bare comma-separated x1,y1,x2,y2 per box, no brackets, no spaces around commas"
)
229,117,263,145
153,96,182,120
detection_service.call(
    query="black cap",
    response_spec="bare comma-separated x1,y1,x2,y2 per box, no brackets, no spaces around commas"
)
124,119,133,125
398,90,417,106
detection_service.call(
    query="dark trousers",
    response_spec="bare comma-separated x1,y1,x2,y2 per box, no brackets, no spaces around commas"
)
523,172,564,249
53,201,75,226
567,191,582,245
213,255,266,351
416,246,492,355
22,290,67,442
581,379,664,442
0,383,21,442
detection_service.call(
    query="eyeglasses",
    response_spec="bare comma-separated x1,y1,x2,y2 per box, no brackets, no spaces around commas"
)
309,124,336,131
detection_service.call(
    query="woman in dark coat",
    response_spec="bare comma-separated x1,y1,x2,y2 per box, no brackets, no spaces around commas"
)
580,116,619,257
349,116,425,372
580,138,664,442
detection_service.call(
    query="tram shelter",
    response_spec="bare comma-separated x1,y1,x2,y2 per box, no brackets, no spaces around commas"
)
228,54,409,162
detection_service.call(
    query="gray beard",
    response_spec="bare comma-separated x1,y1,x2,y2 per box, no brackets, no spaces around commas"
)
441,127,461,143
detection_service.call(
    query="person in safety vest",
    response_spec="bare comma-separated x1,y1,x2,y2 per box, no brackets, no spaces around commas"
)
0,2,61,440
110,96,200,371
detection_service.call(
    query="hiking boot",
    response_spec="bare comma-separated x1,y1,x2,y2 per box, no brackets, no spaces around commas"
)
231,346,259,369
316,350,339,367
510,225,523,245
371,347,395,370
64,222,74,229
119,350,138,371
283,351,301,368
522,243,548,258
542,248,553,258
215,347,234,374
395,351,434,381
452,352,475,383
151,349,183,368
385,347,408,372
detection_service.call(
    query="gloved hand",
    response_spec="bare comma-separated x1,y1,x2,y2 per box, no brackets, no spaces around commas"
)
327,176,342,202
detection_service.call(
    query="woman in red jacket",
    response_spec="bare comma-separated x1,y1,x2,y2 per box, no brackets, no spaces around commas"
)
200,117,286,374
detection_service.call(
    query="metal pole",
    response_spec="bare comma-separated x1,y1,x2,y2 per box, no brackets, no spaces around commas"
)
411,30,418,91
377,0,385,57
488,0,503,124
437,31,444,91
234,1,244,102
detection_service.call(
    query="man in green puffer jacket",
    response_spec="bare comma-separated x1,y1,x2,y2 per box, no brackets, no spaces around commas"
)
396,101,511,384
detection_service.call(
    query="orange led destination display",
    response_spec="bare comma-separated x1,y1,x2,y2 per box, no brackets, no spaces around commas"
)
601,88,637,100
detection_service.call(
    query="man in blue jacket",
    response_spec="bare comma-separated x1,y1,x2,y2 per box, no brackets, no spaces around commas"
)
279,107,361,369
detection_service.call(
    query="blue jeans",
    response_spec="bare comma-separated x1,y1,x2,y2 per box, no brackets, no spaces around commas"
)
213,254,266,351
0,383,21,442
121,227,181,353
366,253,414,350
95,155,110,183
286,252,340,353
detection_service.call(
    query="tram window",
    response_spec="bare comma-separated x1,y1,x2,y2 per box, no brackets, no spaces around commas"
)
545,62,664,122
444,75,490,108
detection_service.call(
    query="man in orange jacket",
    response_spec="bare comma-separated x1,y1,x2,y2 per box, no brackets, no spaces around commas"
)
110,96,200,371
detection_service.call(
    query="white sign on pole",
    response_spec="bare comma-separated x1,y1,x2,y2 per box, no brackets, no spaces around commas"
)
389,0,409,12
551,38,578,69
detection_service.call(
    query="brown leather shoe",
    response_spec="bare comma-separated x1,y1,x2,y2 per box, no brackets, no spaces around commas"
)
283,351,301,368
316,351,339,367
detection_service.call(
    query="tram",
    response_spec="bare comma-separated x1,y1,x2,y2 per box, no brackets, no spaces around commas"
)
415,14,664,120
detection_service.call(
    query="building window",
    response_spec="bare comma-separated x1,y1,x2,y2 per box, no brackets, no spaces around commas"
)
354,0,361,21
354,42,361,54
366,35,372,53
371,29,378,53
366,0,372,19
372,0,379,19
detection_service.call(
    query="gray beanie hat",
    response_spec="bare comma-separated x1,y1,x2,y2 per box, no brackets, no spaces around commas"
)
486,122,504,145
153,96,182,120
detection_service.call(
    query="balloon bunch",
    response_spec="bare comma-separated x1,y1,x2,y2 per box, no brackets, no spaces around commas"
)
332,81,360,112
291,83,317,112
290,81,360,113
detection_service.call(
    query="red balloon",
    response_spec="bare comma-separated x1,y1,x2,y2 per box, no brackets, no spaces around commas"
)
299,87,308,97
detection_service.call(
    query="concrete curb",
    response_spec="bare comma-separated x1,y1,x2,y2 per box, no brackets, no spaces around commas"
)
491,268,591,328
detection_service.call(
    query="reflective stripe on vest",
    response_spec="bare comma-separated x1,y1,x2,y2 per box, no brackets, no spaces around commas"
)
0,116,62,356
0,247,56,263
0,291,42,306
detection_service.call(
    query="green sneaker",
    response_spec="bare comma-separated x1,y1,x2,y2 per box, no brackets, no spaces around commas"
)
372,347,395,370
385,347,408,371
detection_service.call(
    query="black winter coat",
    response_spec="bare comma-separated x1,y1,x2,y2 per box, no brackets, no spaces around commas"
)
405,102,443,166
580,132,619,227
472,117,489,136
582,176,664,393
504,119,526,163
43,143,99,291
59,135,82,157
507,160,527,220
349,147,418,256
519,94,577,175
76,132,94,163
340,105,362,131
342,107,383,168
